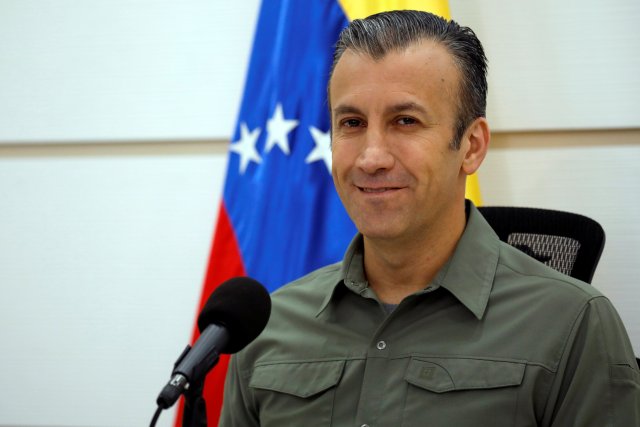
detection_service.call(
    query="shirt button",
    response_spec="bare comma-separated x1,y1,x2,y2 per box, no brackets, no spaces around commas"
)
376,340,386,350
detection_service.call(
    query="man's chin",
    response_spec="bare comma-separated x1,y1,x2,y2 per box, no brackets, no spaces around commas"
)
358,224,408,243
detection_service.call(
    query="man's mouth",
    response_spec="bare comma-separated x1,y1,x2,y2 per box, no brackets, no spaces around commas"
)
357,186,400,193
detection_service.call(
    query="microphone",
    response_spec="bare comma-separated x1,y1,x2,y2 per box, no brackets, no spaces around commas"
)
156,277,271,409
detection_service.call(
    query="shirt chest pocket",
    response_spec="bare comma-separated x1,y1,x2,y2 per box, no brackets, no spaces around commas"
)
402,357,526,427
249,360,345,427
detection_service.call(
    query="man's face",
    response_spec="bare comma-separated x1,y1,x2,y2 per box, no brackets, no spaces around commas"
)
330,41,469,243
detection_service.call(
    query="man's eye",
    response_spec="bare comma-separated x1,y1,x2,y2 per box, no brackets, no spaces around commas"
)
397,117,417,125
342,118,363,128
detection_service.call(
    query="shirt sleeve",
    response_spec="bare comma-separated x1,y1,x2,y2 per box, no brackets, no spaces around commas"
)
218,354,260,427
544,296,640,426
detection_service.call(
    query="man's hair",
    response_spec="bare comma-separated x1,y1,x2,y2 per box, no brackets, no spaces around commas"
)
329,10,488,149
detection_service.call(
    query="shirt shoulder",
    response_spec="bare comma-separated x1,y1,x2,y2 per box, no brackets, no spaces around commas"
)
268,261,344,321
495,239,603,301
271,261,342,301
487,240,636,374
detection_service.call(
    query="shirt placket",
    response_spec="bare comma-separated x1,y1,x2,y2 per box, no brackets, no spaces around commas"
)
353,304,400,427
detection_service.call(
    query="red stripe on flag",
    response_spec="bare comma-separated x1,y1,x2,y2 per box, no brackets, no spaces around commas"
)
174,202,246,427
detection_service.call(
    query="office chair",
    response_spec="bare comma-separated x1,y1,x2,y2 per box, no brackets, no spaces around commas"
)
478,206,639,368
478,206,605,284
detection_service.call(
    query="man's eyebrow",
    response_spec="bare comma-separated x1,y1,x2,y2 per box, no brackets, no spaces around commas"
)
333,101,428,117
332,102,428,118
332,104,363,118
386,102,428,115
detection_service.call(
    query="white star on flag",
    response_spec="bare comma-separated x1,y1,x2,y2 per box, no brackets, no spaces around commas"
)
265,103,299,155
230,122,262,174
306,126,332,172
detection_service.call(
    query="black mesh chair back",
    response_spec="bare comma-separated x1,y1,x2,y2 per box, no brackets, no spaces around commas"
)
478,206,605,284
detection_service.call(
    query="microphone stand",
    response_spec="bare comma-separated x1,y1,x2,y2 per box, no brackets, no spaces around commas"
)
182,377,208,427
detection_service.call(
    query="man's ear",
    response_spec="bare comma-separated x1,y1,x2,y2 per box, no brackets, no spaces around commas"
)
461,117,490,175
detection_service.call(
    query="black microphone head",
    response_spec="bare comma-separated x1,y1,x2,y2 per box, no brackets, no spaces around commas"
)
197,277,271,354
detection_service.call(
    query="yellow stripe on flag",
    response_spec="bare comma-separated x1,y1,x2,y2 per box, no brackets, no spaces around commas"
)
466,173,482,206
338,0,450,20
336,0,483,206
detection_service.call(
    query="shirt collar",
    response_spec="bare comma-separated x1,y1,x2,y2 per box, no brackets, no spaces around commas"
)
433,201,500,319
316,235,366,316
317,201,501,320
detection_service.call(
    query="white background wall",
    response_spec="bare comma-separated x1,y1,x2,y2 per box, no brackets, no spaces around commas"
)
0,1,638,426
0,1,260,142
1,0,639,141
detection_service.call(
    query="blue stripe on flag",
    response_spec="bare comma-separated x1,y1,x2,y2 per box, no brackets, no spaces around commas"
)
223,1,356,292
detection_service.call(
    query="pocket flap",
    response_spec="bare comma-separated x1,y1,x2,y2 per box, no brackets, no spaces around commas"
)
250,360,345,398
405,357,525,393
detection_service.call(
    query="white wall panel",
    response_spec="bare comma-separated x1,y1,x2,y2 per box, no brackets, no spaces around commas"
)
0,150,225,426
451,0,640,130
1,0,638,144
0,0,261,143
0,137,638,426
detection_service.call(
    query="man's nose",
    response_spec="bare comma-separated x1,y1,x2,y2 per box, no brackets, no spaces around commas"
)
355,127,395,174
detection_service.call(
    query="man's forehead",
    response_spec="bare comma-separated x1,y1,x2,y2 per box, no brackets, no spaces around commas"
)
328,40,459,106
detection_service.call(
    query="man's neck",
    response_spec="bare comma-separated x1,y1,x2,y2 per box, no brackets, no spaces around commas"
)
362,205,467,305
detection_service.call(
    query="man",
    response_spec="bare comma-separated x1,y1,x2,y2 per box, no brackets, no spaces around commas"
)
220,10,640,426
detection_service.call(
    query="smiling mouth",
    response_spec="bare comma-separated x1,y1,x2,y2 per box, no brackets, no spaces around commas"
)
357,186,401,193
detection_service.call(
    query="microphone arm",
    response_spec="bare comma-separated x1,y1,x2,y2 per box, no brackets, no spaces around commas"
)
156,324,230,410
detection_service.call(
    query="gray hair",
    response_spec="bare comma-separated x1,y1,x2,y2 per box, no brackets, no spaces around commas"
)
329,10,488,149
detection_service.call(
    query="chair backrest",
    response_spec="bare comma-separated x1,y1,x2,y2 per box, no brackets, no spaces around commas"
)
477,206,606,284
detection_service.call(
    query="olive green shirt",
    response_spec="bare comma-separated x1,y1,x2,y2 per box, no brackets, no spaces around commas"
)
220,204,640,426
